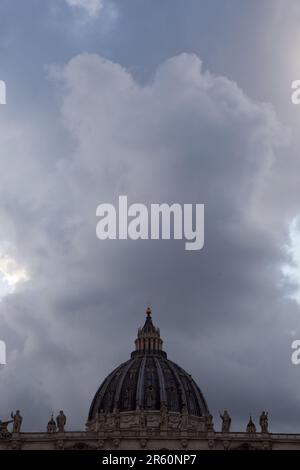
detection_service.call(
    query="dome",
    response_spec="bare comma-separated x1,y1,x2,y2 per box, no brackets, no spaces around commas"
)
88,308,209,423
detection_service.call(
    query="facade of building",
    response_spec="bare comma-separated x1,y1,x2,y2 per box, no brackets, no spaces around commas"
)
1,307,300,450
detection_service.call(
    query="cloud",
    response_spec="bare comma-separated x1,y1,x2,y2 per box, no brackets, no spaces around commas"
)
0,255,29,290
64,0,103,17
0,51,297,433
282,216,300,304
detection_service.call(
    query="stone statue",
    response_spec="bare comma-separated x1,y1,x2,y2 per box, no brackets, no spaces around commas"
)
47,415,57,433
205,413,214,432
219,409,231,433
11,410,23,433
56,410,66,433
246,416,256,433
0,420,13,440
259,411,269,433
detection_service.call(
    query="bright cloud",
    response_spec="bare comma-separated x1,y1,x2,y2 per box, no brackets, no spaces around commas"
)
64,0,103,17
0,255,29,290
282,216,300,304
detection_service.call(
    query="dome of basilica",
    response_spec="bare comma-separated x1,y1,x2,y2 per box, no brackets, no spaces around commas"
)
88,308,209,423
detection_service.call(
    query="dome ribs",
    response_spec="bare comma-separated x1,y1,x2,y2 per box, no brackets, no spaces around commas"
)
136,357,146,409
153,357,168,406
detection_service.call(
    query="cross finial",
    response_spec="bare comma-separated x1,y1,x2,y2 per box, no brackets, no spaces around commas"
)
146,306,152,317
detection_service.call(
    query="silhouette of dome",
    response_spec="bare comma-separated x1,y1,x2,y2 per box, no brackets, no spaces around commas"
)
88,308,209,421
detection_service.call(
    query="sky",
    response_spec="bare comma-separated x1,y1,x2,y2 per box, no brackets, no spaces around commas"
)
1,0,300,433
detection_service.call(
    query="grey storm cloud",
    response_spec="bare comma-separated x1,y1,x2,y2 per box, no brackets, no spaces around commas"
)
0,50,298,433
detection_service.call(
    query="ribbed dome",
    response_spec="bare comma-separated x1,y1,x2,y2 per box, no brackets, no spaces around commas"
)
88,308,209,422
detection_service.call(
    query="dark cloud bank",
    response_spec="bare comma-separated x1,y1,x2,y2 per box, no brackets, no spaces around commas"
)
0,49,299,433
